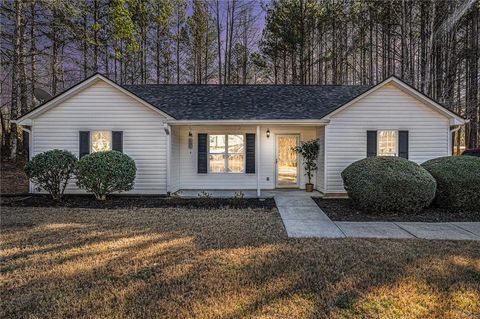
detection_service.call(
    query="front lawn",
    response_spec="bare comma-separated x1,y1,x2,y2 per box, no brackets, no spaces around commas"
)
1,207,479,318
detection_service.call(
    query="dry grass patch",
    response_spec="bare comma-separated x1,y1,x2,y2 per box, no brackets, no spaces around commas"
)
1,207,479,319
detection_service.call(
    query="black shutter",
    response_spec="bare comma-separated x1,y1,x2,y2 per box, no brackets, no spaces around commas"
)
23,131,30,161
112,131,123,152
79,131,90,158
198,133,208,173
398,130,409,159
367,130,377,157
245,133,255,174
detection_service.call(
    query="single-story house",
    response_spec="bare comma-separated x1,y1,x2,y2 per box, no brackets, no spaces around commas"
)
14,74,466,197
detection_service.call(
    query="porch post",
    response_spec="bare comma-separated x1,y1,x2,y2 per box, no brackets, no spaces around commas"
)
165,124,171,194
256,125,261,197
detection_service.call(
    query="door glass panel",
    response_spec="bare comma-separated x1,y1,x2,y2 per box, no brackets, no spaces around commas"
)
277,136,298,186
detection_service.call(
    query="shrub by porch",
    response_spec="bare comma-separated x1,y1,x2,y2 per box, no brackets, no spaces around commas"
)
341,157,436,213
422,156,480,211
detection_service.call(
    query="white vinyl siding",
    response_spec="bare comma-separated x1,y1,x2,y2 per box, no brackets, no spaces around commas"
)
32,80,168,194
325,83,450,193
172,125,319,190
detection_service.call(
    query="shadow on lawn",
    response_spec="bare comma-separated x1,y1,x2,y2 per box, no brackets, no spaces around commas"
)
1,207,479,319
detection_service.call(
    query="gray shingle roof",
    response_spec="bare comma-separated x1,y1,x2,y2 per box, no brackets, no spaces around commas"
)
123,84,372,120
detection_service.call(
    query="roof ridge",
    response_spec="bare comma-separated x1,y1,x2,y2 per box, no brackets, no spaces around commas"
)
123,83,372,87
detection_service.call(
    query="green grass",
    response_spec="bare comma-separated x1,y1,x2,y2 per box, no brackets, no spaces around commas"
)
1,207,479,318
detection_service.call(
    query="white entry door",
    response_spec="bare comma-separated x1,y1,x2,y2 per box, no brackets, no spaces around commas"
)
276,135,300,188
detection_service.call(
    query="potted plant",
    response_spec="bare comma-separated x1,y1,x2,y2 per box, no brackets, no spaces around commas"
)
292,139,319,192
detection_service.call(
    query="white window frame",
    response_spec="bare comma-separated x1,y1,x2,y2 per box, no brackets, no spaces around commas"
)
90,130,112,153
377,130,398,156
207,133,246,174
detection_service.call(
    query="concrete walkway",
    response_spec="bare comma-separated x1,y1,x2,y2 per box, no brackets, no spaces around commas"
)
274,191,345,238
274,193,480,240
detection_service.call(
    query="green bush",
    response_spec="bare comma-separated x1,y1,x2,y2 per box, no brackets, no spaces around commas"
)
24,149,77,200
421,156,480,211
75,151,136,200
341,157,436,213
461,148,480,157
230,191,246,208
292,139,319,184
197,191,214,208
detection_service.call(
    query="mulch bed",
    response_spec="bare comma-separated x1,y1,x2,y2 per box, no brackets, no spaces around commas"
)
1,194,276,210
313,198,480,222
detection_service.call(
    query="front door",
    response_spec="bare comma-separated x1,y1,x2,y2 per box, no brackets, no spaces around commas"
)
276,135,300,188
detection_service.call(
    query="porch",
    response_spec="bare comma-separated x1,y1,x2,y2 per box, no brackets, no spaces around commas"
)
175,189,324,198
167,123,327,197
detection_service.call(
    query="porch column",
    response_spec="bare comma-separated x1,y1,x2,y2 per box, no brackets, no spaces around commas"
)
256,125,261,197
165,124,171,194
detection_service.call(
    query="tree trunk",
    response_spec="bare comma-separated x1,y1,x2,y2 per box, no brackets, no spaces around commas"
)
227,0,235,84
216,0,222,84
10,0,24,160
93,0,99,72
51,7,59,95
467,4,479,148
30,0,37,106
156,22,161,84
83,13,88,78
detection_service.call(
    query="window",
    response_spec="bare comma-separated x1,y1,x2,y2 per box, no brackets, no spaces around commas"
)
91,131,112,152
378,130,397,156
209,134,244,173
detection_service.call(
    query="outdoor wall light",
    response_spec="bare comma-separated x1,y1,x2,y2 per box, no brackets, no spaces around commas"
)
266,129,270,138
188,130,193,149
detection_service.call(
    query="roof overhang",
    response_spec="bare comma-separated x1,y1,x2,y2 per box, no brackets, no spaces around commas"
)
167,119,330,126
14,73,174,125
13,74,465,127
322,76,466,125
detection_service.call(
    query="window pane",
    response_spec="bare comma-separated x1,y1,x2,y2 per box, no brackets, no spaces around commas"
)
228,154,244,173
209,135,225,153
209,154,225,172
91,131,112,152
228,135,244,153
378,130,397,156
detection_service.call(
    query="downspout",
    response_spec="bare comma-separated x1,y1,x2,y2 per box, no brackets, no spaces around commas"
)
449,125,462,156
164,123,171,195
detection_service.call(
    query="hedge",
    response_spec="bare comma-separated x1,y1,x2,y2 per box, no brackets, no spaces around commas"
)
24,149,77,200
342,156,436,213
75,150,136,200
422,156,480,211
461,148,480,157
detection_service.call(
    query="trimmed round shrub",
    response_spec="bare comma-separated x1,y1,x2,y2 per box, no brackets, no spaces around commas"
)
75,151,136,200
341,157,436,213
421,156,480,211
461,148,480,157
24,149,77,200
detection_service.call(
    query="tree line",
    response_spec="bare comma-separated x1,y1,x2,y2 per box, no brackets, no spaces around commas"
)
1,0,479,160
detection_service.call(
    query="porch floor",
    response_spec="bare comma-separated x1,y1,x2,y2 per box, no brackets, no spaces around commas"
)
176,189,323,198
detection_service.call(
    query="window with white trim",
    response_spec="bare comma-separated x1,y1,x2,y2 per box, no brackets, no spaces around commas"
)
209,134,244,173
378,130,397,156
91,131,112,152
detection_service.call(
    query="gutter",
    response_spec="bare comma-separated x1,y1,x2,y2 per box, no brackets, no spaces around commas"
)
167,119,330,126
